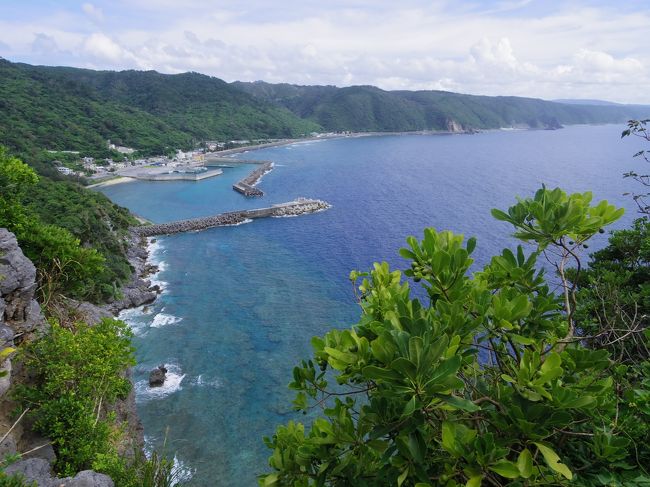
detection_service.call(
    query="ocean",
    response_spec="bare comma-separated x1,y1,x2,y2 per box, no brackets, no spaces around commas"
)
100,125,645,486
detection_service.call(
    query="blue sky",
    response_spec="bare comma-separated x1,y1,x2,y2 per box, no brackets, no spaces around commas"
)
1,1,649,103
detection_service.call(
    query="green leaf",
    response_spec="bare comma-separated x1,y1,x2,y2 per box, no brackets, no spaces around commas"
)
402,396,417,418
392,357,418,381
263,473,279,486
362,365,401,382
324,347,357,364
397,467,409,486
467,236,477,254
465,476,482,487
517,448,533,478
509,334,536,346
533,442,573,480
441,421,458,455
491,208,511,222
540,352,561,375
439,395,480,412
489,460,521,479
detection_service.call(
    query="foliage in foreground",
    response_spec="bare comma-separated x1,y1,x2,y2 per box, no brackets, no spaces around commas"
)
9,318,181,486
260,187,650,486
13,319,135,476
93,449,182,487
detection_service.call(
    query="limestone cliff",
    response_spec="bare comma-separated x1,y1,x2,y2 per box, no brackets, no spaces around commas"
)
0,228,138,486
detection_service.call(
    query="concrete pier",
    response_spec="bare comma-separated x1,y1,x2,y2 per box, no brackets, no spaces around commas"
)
133,199,330,237
232,162,273,197
134,168,223,181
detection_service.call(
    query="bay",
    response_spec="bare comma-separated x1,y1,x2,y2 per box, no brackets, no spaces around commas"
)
100,125,645,486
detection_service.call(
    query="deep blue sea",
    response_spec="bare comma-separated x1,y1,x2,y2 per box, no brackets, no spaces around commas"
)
100,126,646,486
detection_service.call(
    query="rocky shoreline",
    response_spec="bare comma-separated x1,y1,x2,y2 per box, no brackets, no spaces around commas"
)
0,227,163,486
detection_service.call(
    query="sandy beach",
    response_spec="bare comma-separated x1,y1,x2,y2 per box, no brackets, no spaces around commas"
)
87,176,136,188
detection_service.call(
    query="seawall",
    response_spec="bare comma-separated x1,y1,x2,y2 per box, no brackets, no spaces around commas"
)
133,199,330,237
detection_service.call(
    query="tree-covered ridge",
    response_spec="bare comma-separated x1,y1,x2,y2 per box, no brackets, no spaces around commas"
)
0,147,136,303
234,81,650,133
2,58,649,160
0,59,320,157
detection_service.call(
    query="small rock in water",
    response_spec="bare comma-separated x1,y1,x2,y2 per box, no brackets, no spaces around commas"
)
149,365,167,387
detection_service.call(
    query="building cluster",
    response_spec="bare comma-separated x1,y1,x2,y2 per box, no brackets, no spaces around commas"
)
52,137,294,179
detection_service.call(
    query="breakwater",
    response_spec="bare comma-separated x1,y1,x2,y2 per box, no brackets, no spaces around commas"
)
133,199,330,237
233,162,274,196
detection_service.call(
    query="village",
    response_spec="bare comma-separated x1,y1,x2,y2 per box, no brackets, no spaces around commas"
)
50,132,348,180
52,139,256,179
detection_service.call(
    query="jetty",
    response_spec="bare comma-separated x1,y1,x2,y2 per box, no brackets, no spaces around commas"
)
232,162,274,197
133,199,330,237
204,156,274,197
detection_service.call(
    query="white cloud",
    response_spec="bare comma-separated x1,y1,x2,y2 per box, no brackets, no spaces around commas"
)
32,33,60,55
83,33,135,64
574,49,643,74
82,3,104,23
0,2,648,103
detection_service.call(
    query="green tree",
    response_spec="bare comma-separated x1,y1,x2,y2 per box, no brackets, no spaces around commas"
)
0,148,107,304
13,319,136,476
260,187,650,486
621,119,650,215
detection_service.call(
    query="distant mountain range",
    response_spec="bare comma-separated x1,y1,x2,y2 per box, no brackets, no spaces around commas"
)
235,81,650,133
1,58,648,158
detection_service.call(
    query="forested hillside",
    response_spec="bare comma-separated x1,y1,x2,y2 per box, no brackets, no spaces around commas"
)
2,58,649,160
234,80,650,132
0,59,320,157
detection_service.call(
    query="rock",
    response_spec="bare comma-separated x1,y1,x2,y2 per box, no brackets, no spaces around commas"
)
0,323,14,346
0,431,17,457
48,299,113,327
148,365,167,387
0,358,12,396
0,228,47,338
4,458,53,486
57,470,114,487
446,119,464,133
4,458,114,487
22,435,57,465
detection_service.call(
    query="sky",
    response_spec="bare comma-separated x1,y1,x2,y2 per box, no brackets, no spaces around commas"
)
1,1,649,104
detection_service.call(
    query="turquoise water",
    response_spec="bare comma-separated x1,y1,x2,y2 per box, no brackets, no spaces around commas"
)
101,126,645,486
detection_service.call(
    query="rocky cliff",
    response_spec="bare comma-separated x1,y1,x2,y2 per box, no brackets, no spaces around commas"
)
0,228,128,486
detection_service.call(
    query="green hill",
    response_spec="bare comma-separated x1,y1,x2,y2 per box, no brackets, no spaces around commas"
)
233,80,650,132
0,59,320,157
2,58,648,160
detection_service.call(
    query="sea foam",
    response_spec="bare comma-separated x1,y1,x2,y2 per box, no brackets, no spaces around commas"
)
151,310,182,328
136,363,185,402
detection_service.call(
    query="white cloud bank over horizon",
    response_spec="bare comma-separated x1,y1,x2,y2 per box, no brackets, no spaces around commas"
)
1,1,649,104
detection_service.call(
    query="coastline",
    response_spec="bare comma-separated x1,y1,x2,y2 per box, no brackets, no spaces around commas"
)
91,129,479,188
68,231,163,455
87,176,136,189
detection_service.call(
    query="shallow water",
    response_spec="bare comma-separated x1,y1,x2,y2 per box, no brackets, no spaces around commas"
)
101,125,645,486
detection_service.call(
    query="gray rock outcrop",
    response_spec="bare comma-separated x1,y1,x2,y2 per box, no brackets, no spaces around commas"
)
102,232,158,314
148,365,167,387
4,458,114,487
0,229,47,338
0,229,126,486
